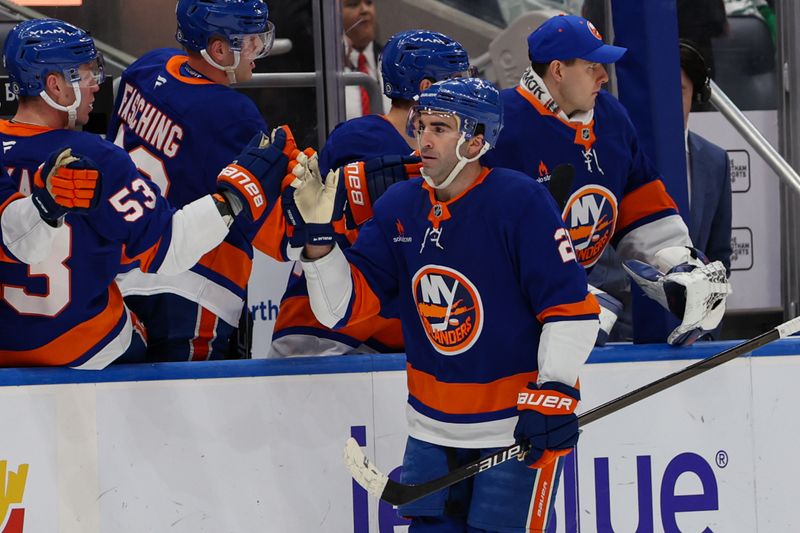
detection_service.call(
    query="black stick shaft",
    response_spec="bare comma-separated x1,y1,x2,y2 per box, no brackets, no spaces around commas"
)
378,321,797,506
578,328,779,426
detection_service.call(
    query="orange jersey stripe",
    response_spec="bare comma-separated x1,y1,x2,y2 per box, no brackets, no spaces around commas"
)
0,193,24,263
515,86,596,151
407,363,538,415
617,180,678,233
165,55,215,86
348,264,383,326
0,120,54,136
190,307,217,361
275,294,404,350
536,293,600,322
197,240,252,290
121,238,163,272
252,197,287,261
0,284,126,366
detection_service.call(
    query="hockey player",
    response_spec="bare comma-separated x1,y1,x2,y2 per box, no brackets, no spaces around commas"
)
0,18,287,368
107,0,286,360
270,29,470,357
482,14,730,345
283,78,600,531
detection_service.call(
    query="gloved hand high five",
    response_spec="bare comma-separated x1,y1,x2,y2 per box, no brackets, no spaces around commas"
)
32,147,102,226
339,154,422,227
514,381,580,469
282,149,345,248
623,246,731,346
216,125,298,222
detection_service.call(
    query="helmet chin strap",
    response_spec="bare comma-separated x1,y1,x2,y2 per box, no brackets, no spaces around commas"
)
39,81,82,130
421,133,491,190
201,49,241,84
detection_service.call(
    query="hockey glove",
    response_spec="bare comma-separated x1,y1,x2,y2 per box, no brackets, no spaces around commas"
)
31,147,102,226
588,284,623,346
623,246,731,346
282,149,344,247
514,381,580,469
216,125,298,222
339,154,422,227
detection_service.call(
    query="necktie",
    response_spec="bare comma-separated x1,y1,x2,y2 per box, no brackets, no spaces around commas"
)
357,52,371,116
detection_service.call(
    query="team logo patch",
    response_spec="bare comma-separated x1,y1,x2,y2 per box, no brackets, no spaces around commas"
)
562,184,618,268
412,265,483,355
587,21,604,41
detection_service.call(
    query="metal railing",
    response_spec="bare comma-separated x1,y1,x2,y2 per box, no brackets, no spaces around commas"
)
234,71,383,114
710,79,800,196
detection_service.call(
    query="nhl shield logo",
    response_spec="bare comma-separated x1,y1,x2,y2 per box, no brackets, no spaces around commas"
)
562,184,618,268
412,265,483,355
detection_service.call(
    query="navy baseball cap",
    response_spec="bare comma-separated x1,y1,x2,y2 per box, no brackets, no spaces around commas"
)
527,15,627,64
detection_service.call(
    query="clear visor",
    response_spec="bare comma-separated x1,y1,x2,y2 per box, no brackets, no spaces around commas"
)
407,106,479,141
444,65,479,80
229,21,276,60
63,52,106,88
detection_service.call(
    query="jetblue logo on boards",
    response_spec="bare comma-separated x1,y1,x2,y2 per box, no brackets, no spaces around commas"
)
348,423,725,533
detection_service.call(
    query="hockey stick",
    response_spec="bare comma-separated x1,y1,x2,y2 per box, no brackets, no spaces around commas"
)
344,316,800,506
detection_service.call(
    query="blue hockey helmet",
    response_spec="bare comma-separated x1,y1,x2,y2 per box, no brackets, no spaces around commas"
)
176,0,274,58
3,18,104,97
408,77,503,148
380,30,471,101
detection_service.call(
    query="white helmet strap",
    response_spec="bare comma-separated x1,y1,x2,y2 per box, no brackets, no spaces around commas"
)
421,133,491,190
201,48,241,84
40,81,82,130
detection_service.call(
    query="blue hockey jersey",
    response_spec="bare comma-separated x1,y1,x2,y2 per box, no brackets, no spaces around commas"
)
482,79,689,268
107,48,275,328
313,167,599,447
271,114,413,356
0,121,225,368
318,114,413,175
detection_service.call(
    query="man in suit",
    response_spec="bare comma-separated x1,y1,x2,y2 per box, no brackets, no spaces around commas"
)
342,0,390,119
680,40,733,273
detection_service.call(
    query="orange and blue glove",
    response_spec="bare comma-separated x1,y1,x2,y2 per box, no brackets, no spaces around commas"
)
31,147,101,226
514,381,580,469
216,125,298,222
338,154,421,227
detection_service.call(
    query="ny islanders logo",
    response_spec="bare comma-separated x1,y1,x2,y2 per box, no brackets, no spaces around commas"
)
562,184,618,268
0,461,27,533
412,265,483,355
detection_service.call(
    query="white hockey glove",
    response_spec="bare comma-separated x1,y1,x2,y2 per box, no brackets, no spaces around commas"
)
281,149,343,249
623,246,732,346
588,284,622,346
623,246,731,346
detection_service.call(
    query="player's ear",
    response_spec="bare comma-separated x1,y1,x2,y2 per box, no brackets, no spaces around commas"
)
549,60,564,82
44,72,66,101
466,133,485,157
207,37,227,62
418,79,433,92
